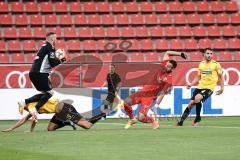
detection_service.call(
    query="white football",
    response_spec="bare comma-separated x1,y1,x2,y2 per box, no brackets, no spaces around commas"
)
55,49,65,59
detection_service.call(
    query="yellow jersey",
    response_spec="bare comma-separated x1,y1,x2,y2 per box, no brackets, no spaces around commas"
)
27,99,59,114
197,60,222,91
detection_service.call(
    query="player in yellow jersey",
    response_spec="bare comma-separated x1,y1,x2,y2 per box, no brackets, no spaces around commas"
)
176,48,224,126
2,99,106,132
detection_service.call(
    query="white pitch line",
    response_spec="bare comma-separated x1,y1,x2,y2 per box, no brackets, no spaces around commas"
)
99,122,240,129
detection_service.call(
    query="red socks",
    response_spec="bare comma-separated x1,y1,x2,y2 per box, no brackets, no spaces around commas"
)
124,104,134,119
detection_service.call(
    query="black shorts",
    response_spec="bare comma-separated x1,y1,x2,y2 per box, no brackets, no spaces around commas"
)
106,92,116,103
50,114,66,126
29,72,52,91
191,88,213,102
55,103,83,124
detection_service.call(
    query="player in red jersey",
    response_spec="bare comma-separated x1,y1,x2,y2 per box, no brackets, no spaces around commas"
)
123,51,187,129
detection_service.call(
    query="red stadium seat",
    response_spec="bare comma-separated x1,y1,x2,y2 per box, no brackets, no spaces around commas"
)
185,39,198,50
225,1,238,12
193,26,207,37
19,27,32,38
169,1,182,12
155,2,167,13
237,26,240,37
121,27,135,38
130,14,144,25
70,2,82,13
101,53,112,62
97,40,109,51
83,2,96,13
0,53,10,63
112,2,124,13
37,40,46,48
11,53,25,63
231,13,240,24
207,26,221,37
145,14,158,25
56,40,67,49
30,15,43,26
55,2,68,13
23,40,36,52
155,39,168,50
33,28,46,38
228,38,240,49
102,14,115,25
159,14,172,25
199,39,212,49
82,40,97,51
25,2,39,13
218,51,232,61
48,27,62,38
116,14,129,25
41,2,53,13
130,53,144,62
0,15,12,25
0,40,6,52
183,1,195,13
170,39,183,50
15,14,28,26
74,15,87,25
213,39,227,50
11,2,23,13
88,15,101,25
173,14,187,25
63,27,77,38
217,13,229,25
187,14,201,25
78,27,92,38
222,25,235,37
202,14,215,25
140,39,154,50
106,27,120,38
233,51,240,60
97,2,110,13
197,1,209,13
92,27,105,38
150,26,163,37
135,26,148,38
127,40,139,51
59,15,72,26
211,1,224,13
145,52,159,62
165,26,178,37
68,40,81,51
3,28,17,38
141,2,153,13
0,2,8,13
44,15,57,26
126,2,139,13
179,26,192,37
26,53,36,63
190,52,203,61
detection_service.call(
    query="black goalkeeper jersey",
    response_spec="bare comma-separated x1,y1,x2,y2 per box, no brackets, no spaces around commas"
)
107,72,121,93
30,42,61,73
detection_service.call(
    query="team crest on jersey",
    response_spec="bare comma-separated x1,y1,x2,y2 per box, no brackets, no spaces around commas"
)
50,52,55,58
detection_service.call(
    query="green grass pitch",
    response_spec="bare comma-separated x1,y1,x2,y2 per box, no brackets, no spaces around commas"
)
1,117,240,160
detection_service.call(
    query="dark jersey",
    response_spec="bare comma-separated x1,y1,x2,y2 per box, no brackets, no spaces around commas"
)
30,42,61,73
107,72,121,93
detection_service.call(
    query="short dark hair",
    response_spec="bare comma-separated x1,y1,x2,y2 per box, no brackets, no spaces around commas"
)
46,32,56,37
201,48,213,54
110,64,116,67
169,60,177,69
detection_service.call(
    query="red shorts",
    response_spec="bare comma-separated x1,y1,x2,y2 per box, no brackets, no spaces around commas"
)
129,91,156,115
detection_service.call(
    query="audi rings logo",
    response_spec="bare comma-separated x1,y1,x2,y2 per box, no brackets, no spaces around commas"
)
5,71,64,88
186,67,240,85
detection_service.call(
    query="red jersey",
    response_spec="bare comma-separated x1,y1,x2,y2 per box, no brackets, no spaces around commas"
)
141,60,172,97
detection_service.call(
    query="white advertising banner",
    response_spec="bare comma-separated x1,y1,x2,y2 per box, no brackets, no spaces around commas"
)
0,86,239,120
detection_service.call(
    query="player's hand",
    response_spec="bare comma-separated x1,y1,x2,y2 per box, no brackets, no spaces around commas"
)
181,52,187,59
216,89,224,95
186,84,192,89
60,57,66,63
29,108,38,123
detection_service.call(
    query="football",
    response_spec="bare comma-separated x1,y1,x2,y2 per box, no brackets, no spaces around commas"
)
55,49,65,59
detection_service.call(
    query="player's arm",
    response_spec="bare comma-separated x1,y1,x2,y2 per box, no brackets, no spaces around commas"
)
102,80,107,87
48,48,65,68
162,51,187,61
187,75,201,89
2,114,32,132
216,64,224,95
29,119,37,132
